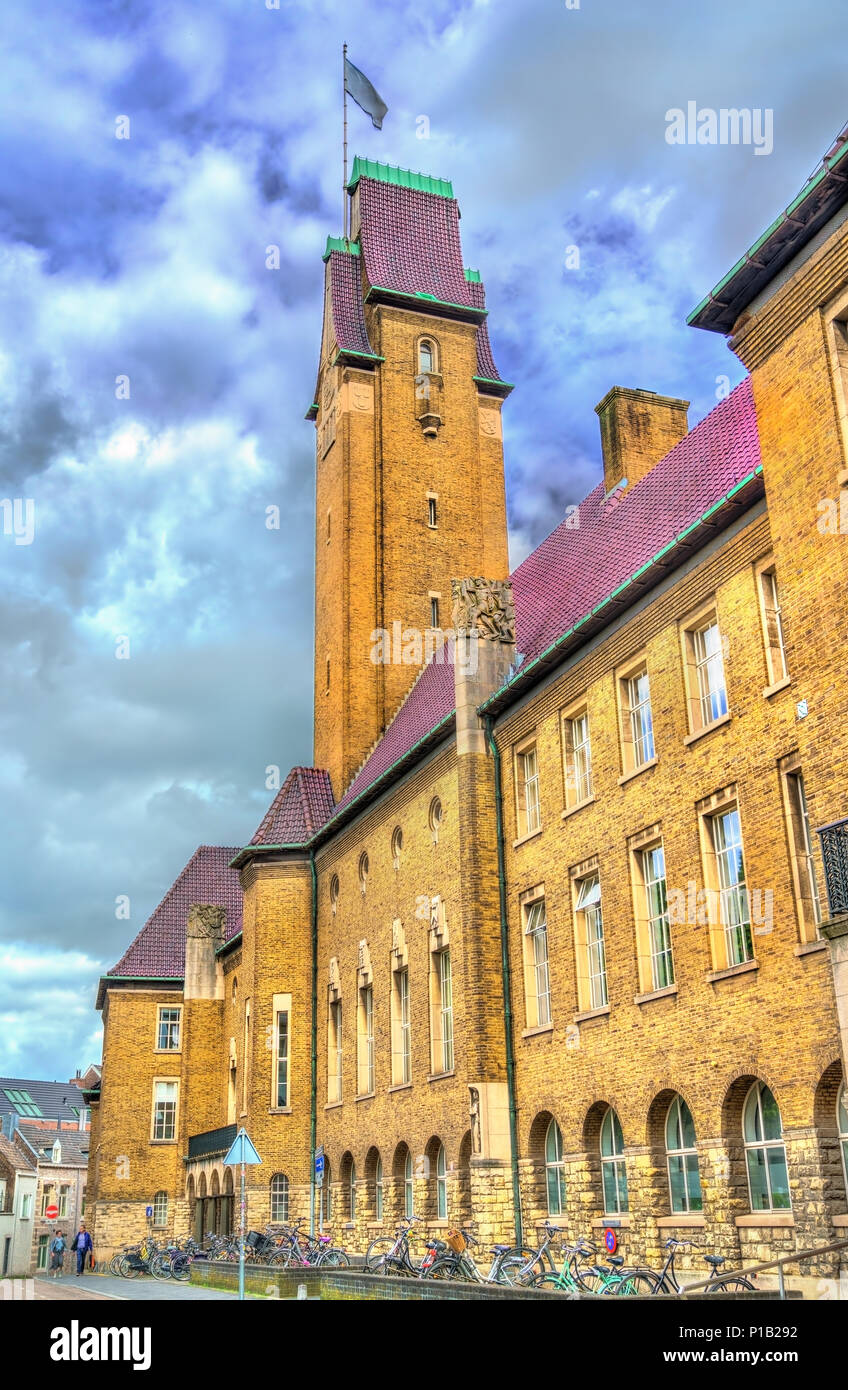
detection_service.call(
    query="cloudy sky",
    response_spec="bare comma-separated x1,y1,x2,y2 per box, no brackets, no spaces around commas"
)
1,0,844,1081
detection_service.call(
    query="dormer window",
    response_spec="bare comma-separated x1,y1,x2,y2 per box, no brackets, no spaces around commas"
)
419,339,435,373
51,1141,61,1163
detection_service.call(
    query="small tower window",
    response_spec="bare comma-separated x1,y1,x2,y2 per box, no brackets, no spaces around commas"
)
428,496,438,528
326,657,330,692
391,826,403,871
326,509,331,544
419,339,435,373
330,874,339,914
430,596,440,629
429,796,443,842
358,852,369,894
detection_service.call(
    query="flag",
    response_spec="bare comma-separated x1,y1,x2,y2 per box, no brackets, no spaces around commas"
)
344,58,388,130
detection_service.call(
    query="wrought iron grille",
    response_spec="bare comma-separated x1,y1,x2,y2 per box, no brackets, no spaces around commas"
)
817,818,848,917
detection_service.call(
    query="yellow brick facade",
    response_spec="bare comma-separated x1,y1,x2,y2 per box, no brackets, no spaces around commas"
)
89,158,848,1287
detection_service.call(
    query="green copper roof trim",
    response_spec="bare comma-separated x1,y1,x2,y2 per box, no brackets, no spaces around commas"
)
322,236,360,262
474,374,515,389
478,465,764,716
346,156,454,199
330,348,384,366
687,138,848,326
464,267,481,283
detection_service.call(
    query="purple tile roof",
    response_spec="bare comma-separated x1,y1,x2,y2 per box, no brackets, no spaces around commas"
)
250,766,335,845
358,176,474,307
467,278,505,384
107,846,243,978
328,249,375,358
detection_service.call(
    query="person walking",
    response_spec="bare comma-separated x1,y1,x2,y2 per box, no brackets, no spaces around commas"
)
71,1222,93,1276
49,1229,66,1279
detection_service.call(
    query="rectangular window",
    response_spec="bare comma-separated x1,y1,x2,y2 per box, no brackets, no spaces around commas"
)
40,1186,53,1217
20,1193,32,1219
430,948,454,1074
758,563,788,686
0,1180,6,1211
430,596,440,629
328,1000,342,1103
156,1007,181,1051
618,662,655,773
37,1235,48,1270
642,844,674,991
522,896,551,1028
152,1080,178,1142
563,707,592,808
428,496,438,528
275,1007,289,1108
241,1000,250,1114
784,768,822,940
575,874,607,1010
357,984,375,1095
709,808,753,966
58,1185,69,1219
515,739,541,837
392,969,411,1085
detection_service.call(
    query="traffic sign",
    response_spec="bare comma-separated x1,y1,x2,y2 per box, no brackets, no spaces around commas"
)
145,1205,153,1219
223,1127,262,1166
45,1204,58,1221
604,1227,618,1254
315,1153,325,1175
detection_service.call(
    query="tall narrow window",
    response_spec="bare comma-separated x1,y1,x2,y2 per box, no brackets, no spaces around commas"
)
270,1173,289,1222
152,1081,178,1142
430,595,440,629
152,1190,169,1227
419,339,434,373
642,845,673,991
545,1118,566,1216
404,1150,414,1218
523,896,551,1028
665,1096,702,1213
575,874,607,1011
37,1235,48,1270
241,1000,250,1113
57,1184,69,1219
435,1143,447,1219
743,1081,791,1211
375,1156,383,1221
563,708,592,808
357,984,375,1095
710,808,753,966
438,950,453,1072
156,1007,181,1051
328,999,343,1103
759,565,788,685
784,769,822,938
600,1107,628,1214
326,657,330,691
693,620,728,727
515,740,541,836
838,1085,848,1197
428,496,438,528
620,665,655,771
392,968,411,1085
349,1162,357,1219
275,1006,289,1108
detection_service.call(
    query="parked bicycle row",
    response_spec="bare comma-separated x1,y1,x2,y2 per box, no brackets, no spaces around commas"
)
107,1224,350,1280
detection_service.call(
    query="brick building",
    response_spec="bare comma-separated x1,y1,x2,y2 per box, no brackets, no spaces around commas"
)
89,137,848,1285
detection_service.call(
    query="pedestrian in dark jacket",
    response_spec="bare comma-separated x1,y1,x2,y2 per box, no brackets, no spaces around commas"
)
71,1222,93,1276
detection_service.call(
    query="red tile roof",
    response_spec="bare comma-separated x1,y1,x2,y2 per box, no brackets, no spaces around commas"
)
250,766,335,845
328,249,375,359
358,176,473,307
107,846,243,978
467,278,505,384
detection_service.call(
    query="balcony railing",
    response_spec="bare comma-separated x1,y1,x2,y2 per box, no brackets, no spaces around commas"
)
186,1124,237,1161
817,817,848,918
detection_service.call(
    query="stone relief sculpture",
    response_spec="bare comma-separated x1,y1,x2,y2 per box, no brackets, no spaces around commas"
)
451,578,516,643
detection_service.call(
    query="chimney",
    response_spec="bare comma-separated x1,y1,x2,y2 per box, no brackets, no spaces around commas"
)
451,578,516,755
595,387,689,494
184,904,226,1000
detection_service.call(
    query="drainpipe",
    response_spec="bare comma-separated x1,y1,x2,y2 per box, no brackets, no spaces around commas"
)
484,714,522,1246
309,851,318,1239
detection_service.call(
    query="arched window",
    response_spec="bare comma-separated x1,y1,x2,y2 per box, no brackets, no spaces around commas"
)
404,1150,414,1218
743,1082,790,1211
349,1161,357,1219
545,1119,566,1216
391,826,403,870
375,1156,383,1221
231,976,238,1005
152,1190,169,1227
834,1084,839,1195
270,1173,289,1223
600,1107,628,1214
358,852,369,894
329,874,339,913
418,339,435,374
435,1143,447,1219
665,1096,702,1213
429,797,443,841
324,1159,332,1221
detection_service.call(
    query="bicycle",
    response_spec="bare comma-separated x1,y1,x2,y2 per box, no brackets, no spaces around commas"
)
266,1223,350,1269
626,1239,756,1295
367,1217,423,1276
424,1228,538,1285
504,1220,568,1284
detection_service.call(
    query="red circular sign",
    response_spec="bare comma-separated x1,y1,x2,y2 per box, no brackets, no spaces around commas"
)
45,1204,59,1220
604,1227,618,1254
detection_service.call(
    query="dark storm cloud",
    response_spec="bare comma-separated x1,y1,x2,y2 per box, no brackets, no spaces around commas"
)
0,0,845,1074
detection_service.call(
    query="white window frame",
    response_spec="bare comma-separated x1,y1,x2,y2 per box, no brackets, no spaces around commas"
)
404,1150,414,1218
665,1096,702,1214
545,1118,566,1216
392,968,411,1086
600,1107,628,1216
781,762,823,942
642,843,674,992
756,558,789,688
574,873,607,1012
151,1078,179,1143
375,1156,383,1221
514,737,542,837
271,993,291,1110
357,982,375,1096
743,1081,791,1213
522,894,551,1028
709,806,753,967
838,1084,848,1199
563,706,593,808
270,1173,289,1223
152,1190,169,1227
617,657,655,773
435,1143,447,1220
328,998,343,1104
156,1005,182,1052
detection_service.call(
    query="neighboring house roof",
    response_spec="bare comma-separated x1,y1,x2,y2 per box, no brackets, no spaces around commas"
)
18,1124,89,1166
0,1079,92,1125
0,1132,36,1173
250,766,335,847
105,845,243,980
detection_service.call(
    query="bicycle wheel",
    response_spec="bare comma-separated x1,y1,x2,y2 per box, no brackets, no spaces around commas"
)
118,1255,141,1279
499,1246,541,1285
530,1273,570,1293
364,1236,396,1271
150,1252,172,1281
318,1248,350,1268
425,1256,462,1281
171,1256,191,1282
610,1270,660,1296
707,1275,755,1293
109,1253,124,1276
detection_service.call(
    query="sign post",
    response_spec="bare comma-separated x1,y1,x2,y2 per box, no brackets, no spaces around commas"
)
315,1146,324,1234
223,1128,262,1302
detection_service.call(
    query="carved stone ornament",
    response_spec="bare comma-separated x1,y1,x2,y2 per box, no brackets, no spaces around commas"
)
187,903,226,939
450,578,516,643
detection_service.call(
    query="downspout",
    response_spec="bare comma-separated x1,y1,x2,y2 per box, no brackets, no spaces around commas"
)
484,714,522,1246
309,851,318,1238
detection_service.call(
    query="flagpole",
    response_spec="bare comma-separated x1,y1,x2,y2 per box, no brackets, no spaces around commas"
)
342,42,348,241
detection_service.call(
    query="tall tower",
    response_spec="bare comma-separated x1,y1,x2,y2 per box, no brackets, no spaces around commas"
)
308,158,512,798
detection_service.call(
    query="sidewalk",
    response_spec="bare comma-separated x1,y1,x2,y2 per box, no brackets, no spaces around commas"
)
34,1274,238,1301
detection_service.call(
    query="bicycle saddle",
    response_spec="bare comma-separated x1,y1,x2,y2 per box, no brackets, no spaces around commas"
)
704,1254,725,1267
491,1243,511,1253
608,1255,624,1267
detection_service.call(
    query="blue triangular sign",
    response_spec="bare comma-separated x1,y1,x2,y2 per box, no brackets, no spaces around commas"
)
223,1127,262,1166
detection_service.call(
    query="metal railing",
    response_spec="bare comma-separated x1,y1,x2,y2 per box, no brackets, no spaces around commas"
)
679,1236,848,1298
817,817,848,916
